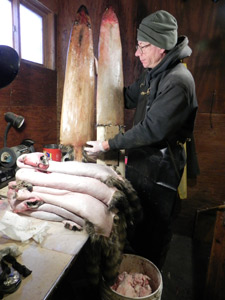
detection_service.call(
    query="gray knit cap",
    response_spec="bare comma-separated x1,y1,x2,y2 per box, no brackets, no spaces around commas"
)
137,10,178,50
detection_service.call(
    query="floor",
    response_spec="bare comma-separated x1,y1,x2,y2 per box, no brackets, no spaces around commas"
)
161,234,210,300
161,234,194,300
48,233,211,300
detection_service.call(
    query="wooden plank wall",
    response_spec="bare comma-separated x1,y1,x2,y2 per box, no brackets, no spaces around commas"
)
56,0,225,235
0,60,57,152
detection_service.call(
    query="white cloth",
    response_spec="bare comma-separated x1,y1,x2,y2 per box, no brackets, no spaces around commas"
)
0,210,49,243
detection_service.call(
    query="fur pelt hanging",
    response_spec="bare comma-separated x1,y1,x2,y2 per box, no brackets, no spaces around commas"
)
84,176,143,286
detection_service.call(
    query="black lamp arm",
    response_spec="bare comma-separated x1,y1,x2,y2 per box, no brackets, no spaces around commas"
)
4,123,12,147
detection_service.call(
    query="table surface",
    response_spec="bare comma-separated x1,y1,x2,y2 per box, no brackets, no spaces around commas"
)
0,187,88,300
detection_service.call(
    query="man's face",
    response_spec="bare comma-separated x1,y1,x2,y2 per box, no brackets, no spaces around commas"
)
135,41,166,69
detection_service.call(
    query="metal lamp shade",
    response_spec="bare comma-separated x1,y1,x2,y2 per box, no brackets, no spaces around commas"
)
0,45,20,89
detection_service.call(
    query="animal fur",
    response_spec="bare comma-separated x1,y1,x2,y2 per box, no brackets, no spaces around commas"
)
84,176,143,286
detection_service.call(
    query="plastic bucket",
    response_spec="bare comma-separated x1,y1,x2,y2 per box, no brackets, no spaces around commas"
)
101,254,163,300
43,144,61,162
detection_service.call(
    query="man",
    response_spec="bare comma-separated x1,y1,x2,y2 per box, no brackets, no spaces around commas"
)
84,10,198,269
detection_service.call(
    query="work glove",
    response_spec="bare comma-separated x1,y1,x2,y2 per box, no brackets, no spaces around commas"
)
84,141,106,157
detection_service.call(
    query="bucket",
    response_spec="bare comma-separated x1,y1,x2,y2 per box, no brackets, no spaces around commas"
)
101,254,163,300
43,144,61,162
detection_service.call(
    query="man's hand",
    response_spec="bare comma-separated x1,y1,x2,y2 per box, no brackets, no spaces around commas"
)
84,141,107,157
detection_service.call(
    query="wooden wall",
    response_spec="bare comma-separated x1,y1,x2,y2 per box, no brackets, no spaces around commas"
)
0,60,57,152
56,0,225,235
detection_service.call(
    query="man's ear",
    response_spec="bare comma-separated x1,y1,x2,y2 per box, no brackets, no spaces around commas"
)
160,48,166,54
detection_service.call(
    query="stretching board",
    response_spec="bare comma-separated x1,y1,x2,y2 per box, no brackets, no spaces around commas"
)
60,5,95,162
96,7,125,176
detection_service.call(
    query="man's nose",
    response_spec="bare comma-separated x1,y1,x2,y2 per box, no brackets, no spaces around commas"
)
135,49,140,57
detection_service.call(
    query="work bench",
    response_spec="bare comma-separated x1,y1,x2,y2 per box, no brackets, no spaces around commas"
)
0,186,88,300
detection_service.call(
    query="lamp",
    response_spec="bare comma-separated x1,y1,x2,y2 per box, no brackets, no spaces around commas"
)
4,112,25,147
0,45,20,89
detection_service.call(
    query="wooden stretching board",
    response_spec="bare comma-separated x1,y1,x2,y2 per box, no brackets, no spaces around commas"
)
60,5,95,162
96,7,125,176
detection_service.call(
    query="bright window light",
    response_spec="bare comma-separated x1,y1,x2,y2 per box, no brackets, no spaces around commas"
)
0,0,13,47
20,4,43,64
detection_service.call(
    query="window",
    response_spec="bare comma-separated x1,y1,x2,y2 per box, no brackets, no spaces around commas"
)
0,0,55,69
20,4,43,63
0,0,13,47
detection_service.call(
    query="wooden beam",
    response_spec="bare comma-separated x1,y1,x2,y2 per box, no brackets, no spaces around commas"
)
12,0,21,55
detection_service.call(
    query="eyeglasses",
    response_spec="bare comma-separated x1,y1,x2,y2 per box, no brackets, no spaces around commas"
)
136,44,151,54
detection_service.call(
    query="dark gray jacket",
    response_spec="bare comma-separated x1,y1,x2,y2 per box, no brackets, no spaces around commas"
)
109,36,198,189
